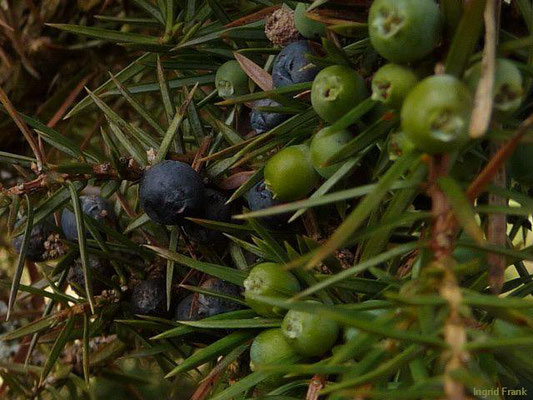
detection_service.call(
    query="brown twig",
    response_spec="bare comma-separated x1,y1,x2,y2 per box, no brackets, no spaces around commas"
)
467,111,533,201
46,73,95,128
79,114,105,151
427,154,467,400
302,209,321,241
217,170,255,190
487,142,507,294
0,2,39,78
223,5,281,28
0,87,45,171
114,190,160,246
469,0,499,138
3,141,212,198
306,374,327,400
191,136,213,173
2,160,144,196
54,291,119,322
23,0,44,27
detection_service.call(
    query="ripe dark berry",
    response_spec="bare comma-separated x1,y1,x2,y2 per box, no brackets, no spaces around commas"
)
183,189,232,244
368,0,441,63
130,278,167,317
245,180,288,227
249,328,298,371
12,216,56,261
401,75,473,154
264,144,319,201
250,99,291,134
281,302,339,357
175,294,202,321
175,278,242,321
215,60,249,99
244,262,301,317
272,40,320,88
61,195,116,241
311,65,368,123
139,160,205,226
67,255,110,296
199,277,242,312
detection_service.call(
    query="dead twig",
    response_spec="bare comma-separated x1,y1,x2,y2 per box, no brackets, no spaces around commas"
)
192,136,213,173
487,142,507,294
467,111,533,201
0,87,45,171
224,5,281,28
47,73,95,128
306,374,327,400
469,0,499,138
427,154,467,400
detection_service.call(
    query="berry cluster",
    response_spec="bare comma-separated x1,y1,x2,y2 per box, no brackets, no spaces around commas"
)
5,0,533,397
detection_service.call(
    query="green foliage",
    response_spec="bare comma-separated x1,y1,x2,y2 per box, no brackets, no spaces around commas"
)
1,1,533,399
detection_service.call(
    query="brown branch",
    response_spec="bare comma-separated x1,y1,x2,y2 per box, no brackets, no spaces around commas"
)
306,374,326,400
426,113,529,394
427,154,467,400
55,291,119,322
487,142,507,294
3,142,213,197
2,175,47,196
2,160,144,196
428,155,456,258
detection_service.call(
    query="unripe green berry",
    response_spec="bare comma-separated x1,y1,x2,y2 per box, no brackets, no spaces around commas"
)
244,262,301,317
401,75,473,154
368,0,441,63
371,64,418,110
250,329,298,371
311,65,368,123
215,60,249,99
264,144,319,201
310,127,353,178
281,303,339,357
465,58,523,116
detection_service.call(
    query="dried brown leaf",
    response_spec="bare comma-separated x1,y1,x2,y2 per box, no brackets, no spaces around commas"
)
233,52,273,91
217,170,255,190
224,5,281,28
